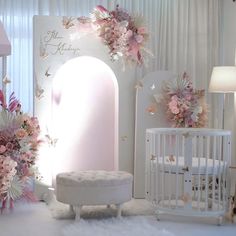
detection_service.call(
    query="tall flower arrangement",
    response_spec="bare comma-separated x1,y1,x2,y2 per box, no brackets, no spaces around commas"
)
0,90,41,210
163,73,208,128
91,5,149,66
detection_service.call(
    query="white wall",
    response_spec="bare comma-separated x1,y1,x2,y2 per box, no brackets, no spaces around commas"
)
221,0,236,187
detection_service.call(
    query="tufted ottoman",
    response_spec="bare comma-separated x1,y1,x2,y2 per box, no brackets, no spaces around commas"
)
56,170,133,220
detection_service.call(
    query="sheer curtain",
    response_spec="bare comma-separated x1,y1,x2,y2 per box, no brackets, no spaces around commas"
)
0,0,220,126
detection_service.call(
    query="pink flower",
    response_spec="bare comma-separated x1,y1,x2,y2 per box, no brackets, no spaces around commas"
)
185,94,192,101
91,5,148,66
0,145,6,154
0,156,17,198
135,34,144,43
171,95,178,102
163,73,207,128
6,142,14,151
0,90,6,109
171,107,180,114
168,100,179,114
15,128,27,139
138,27,146,34
0,90,41,205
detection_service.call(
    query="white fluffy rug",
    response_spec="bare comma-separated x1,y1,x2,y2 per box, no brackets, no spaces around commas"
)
62,216,175,236
48,196,155,219
48,197,174,236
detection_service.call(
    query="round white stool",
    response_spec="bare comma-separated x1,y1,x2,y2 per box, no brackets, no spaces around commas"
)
56,170,133,220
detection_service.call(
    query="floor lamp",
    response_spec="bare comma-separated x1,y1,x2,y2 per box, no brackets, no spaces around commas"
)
209,66,236,129
209,66,236,213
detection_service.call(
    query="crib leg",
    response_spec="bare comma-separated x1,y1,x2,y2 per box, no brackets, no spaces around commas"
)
156,210,160,221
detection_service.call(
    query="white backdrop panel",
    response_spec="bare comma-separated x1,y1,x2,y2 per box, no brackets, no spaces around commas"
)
134,71,175,198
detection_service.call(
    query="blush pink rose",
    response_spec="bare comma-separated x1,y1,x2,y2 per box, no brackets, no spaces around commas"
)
0,145,6,154
169,100,179,114
15,128,27,139
138,27,146,34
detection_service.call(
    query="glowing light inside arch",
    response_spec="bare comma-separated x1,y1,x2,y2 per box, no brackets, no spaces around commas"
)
38,56,118,185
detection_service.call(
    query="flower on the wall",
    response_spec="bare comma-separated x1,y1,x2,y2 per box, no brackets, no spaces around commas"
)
91,5,150,66
159,73,208,128
0,90,41,210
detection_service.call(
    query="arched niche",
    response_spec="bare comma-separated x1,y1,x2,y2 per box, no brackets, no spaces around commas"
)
49,56,118,179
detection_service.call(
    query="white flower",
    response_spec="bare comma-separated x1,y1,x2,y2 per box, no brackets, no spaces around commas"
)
194,105,203,114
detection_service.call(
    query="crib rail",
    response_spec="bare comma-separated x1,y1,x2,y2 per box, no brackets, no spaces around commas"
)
145,128,231,222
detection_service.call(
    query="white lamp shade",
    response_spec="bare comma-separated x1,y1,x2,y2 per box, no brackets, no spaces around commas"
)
209,66,236,93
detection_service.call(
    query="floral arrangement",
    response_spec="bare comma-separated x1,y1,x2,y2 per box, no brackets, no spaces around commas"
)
162,72,207,128
0,90,41,210
91,5,149,66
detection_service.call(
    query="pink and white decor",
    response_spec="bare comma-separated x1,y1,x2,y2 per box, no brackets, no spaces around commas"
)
0,90,41,210
162,72,208,128
91,5,149,66
33,5,148,186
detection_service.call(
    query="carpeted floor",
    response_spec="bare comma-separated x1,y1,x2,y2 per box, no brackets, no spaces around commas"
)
0,199,235,236
48,196,155,219
62,216,174,236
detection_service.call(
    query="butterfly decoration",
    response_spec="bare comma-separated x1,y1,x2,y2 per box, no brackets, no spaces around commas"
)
196,89,205,97
45,134,58,147
181,193,191,203
150,154,156,161
45,67,51,77
35,80,44,100
168,155,175,162
62,17,75,29
150,83,155,90
2,75,11,85
121,135,128,141
146,103,157,115
134,80,143,89
40,38,48,59
77,16,91,24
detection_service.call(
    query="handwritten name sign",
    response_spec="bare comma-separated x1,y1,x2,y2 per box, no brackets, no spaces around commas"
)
41,30,80,56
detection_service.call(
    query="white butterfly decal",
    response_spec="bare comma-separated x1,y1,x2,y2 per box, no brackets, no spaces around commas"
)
45,134,58,147
2,75,11,85
62,17,75,29
40,37,48,59
45,67,51,77
35,80,44,100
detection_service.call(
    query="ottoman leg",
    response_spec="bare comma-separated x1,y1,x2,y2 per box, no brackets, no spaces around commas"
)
116,204,122,218
75,205,82,221
69,205,74,213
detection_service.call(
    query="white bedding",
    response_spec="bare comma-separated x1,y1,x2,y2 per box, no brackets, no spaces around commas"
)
150,156,226,175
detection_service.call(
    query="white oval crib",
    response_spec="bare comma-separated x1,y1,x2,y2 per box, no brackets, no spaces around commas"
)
145,128,231,224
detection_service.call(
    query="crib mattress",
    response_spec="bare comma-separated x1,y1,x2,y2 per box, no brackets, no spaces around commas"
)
150,156,226,175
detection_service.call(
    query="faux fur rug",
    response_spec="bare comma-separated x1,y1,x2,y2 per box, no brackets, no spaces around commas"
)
48,195,155,219
48,197,175,236
62,216,175,236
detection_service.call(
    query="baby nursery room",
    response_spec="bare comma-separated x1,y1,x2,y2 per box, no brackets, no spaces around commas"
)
0,0,236,235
